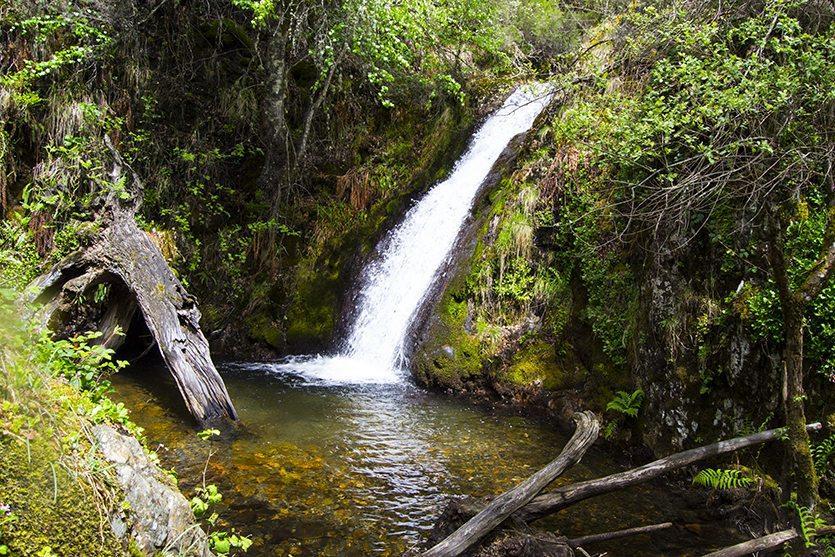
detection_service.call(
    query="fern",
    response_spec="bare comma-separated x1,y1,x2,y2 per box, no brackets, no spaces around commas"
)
811,434,835,476
787,501,825,548
605,389,644,418
692,468,753,490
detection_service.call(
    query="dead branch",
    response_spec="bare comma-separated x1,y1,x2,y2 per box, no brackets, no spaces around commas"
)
568,522,673,547
516,423,822,522
698,529,797,557
422,411,599,557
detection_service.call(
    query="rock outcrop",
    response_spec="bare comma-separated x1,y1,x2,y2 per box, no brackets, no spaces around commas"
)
93,425,213,557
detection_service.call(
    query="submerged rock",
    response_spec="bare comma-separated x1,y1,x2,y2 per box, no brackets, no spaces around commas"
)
93,425,213,556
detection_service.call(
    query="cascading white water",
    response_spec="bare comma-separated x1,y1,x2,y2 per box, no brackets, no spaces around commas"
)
277,84,552,384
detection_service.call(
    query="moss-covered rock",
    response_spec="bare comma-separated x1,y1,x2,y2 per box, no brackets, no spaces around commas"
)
502,340,585,390
414,292,487,390
0,436,122,557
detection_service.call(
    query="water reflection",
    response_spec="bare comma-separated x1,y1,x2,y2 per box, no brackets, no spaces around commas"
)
110,361,743,556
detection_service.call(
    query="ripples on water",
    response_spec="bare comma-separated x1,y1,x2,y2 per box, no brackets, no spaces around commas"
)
111,361,743,556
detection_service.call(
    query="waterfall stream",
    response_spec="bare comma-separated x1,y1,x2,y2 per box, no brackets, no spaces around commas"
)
278,85,552,384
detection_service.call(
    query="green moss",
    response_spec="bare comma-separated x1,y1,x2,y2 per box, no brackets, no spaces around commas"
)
0,430,121,557
245,312,283,349
285,260,339,350
502,340,582,390
414,289,487,389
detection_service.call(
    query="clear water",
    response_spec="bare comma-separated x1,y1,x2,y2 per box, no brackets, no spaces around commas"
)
275,85,553,384
111,361,744,557
111,86,742,557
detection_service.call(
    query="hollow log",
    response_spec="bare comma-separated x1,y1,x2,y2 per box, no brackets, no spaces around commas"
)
29,137,237,423
423,411,599,557
567,522,673,547
515,423,822,522
698,529,797,557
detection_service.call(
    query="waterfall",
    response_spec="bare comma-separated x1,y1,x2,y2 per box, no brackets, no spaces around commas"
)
277,85,552,384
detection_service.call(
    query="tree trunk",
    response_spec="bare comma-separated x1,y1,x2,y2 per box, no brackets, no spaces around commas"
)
259,29,290,211
423,411,599,557
769,226,818,508
782,298,818,507
31,138,238,423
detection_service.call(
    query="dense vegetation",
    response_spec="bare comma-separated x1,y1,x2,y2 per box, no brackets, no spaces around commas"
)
1,0,835,554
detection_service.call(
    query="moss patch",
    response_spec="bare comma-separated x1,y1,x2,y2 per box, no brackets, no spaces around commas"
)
502,340,582,390
245,312,283,349
414,290,488,389
0,435,121,557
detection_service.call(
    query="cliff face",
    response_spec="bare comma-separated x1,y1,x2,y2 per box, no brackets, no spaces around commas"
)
412,2,835,455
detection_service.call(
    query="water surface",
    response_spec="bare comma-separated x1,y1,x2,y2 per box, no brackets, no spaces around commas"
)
111,362,743,556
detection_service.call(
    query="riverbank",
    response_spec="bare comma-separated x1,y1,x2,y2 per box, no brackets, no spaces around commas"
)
0,299,213,556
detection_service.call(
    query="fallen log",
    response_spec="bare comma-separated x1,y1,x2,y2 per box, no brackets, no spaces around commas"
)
567,521,672,547
30,137,237,422
699,529,797,557
422,411,599,557
516,422,822,522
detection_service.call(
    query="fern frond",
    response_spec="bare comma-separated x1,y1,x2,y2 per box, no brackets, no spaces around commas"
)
605,389,644,418
811,434,835,476
692,468,753,490
788,501,825,548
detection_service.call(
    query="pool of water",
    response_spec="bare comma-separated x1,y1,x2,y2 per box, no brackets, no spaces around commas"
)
110,361,744,556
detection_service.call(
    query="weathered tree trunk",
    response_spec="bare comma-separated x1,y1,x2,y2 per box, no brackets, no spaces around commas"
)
698,529,797,557
31,138,237,423
423,411,599,557
515,422,821,523
782,300,818,508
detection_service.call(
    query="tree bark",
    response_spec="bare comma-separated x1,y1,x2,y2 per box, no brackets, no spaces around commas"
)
259,29,290,213
698,529,797,557
30,138,238,423
423,411,599,557
516,423,822,523
769,225,818,508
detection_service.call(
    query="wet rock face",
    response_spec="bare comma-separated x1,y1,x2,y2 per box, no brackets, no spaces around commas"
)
635,241,781,455
93,425,213,557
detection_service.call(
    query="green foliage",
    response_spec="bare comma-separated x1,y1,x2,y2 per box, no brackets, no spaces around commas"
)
1,13,109,93
190,430,252,555
543,0,835,384
35,330,139,434
812,434,835,476
692,468,754,490
209,531,253,555
321,0,512,107
605,389,644,418
0,222,40,290
197,428,221,441
787,501,826,548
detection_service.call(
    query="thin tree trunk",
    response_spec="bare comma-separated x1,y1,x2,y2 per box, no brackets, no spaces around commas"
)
769,228,818,508
296,46,345,165
516,423,821,522
259,29,290,212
